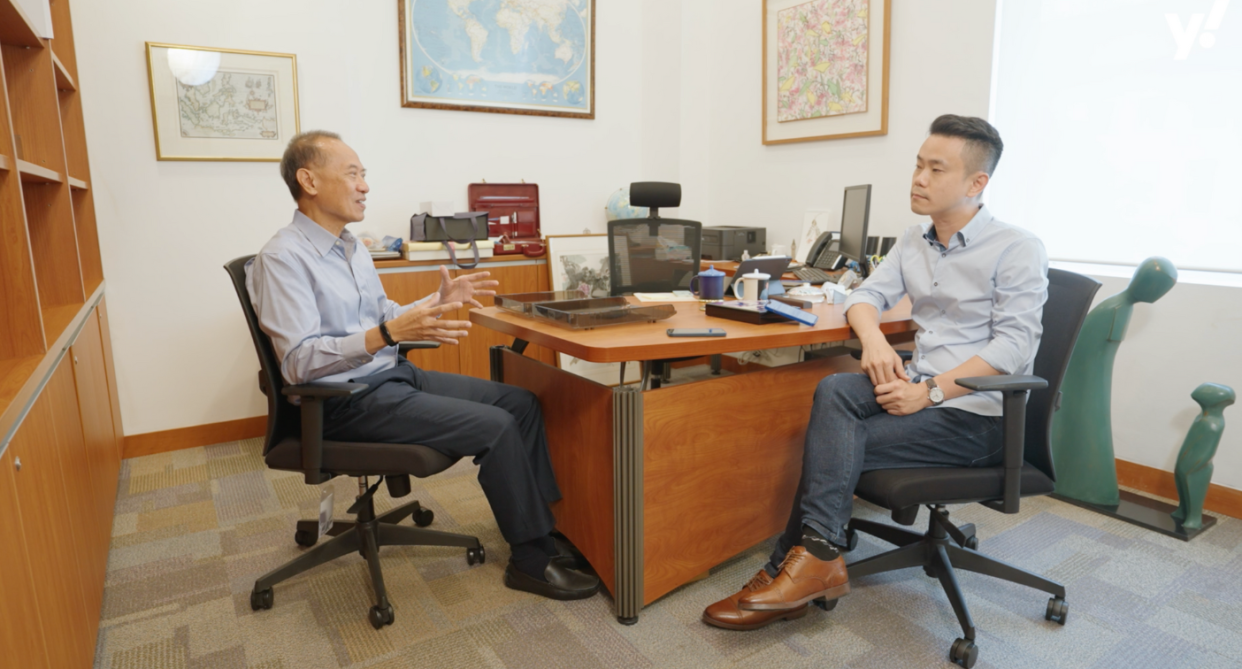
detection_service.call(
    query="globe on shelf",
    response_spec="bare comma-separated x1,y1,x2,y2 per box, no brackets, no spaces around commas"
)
605,187,650,222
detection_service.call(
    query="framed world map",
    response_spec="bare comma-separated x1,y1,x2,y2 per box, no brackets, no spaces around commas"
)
399,0,595,119
145,43,300,161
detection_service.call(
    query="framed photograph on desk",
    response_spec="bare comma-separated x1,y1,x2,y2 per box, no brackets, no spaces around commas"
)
145,42,300,161
545,234,641,386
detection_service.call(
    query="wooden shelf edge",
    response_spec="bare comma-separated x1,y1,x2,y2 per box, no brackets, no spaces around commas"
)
16,159,63,184
0,284,105,457
51,50,77,91
0,0,44,48
0,154,11,171
68,176,87,190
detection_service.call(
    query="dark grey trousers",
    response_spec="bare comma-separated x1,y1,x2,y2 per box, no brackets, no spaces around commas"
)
322,358,561,546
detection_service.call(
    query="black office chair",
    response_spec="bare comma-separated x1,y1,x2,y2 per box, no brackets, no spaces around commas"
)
225,256,484,630
608,182,702,296
608,182,706,387
842,268,1100,668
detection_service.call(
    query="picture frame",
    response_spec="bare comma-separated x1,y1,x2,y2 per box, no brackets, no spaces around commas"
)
398,0,595,119
545,234,641,386
145,42,300,161
762,0,891,145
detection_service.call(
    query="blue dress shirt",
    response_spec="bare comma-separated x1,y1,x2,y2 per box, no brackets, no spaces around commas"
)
246,211,426,386
843,205,1048,416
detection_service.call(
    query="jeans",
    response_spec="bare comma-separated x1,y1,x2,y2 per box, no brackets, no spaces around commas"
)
322,358,561,547
767,373,1004,573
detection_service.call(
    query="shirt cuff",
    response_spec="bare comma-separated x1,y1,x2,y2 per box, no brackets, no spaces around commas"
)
976,342,1018,376
341,331,376,363
843,291,885,316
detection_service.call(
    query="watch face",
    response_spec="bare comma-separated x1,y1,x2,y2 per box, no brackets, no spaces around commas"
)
929,387,945,404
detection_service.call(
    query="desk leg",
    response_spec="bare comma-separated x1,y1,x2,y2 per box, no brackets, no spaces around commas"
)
613,385,644,625
489,345,506,383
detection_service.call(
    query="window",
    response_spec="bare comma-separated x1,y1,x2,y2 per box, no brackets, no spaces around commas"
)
988,0,1241,273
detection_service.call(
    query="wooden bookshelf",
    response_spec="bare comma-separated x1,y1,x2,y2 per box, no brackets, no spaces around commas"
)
0,2,121,667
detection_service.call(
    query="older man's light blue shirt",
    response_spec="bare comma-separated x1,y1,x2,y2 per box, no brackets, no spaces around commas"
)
246,211,425,386
843,205,1048,416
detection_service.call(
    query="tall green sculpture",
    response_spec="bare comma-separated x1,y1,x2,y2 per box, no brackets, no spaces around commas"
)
1050,257,1178,505
1171,383,1235,530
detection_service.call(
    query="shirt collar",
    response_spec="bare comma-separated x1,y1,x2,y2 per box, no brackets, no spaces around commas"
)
921,205,994,249
292,210,352,258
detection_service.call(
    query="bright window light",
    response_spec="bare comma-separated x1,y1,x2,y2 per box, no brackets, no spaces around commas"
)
988,0,1242,273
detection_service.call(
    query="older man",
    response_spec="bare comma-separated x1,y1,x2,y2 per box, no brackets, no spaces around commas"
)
247,130,598,600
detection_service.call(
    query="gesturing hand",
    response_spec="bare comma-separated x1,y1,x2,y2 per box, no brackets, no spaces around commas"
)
438,266,500,310
875,379,931,416
859,336,910,386
386,294,472,345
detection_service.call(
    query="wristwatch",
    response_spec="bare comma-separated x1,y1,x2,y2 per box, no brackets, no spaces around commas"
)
378,321,398,347
925,378,945,406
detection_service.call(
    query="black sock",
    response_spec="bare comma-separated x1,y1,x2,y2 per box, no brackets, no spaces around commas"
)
511,539,552,581
801,525,841,562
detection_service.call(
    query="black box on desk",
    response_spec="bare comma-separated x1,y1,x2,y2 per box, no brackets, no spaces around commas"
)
705,301,785,324
702,226,767,261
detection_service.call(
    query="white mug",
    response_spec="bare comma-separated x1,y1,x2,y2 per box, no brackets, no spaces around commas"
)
733,271,771,300
769,244,787,257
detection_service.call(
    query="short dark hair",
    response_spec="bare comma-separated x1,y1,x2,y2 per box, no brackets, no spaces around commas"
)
929,115,1003,176
280,130,342,201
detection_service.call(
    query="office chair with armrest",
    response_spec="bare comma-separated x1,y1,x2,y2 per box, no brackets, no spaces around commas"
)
225,256,484,630
842,268,1100,668
608,182,706,387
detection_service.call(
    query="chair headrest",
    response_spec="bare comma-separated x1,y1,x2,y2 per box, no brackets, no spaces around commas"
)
630,182,681,209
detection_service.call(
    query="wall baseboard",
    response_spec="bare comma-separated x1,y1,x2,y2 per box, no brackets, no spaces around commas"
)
1116,458,1242,521
123,416,266,459
120,417,1242,522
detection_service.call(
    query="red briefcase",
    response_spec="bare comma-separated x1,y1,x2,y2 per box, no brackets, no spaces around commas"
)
467,182,544,256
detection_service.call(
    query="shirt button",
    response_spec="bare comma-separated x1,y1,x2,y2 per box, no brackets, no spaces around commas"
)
941,253,946,258
934,282,939,287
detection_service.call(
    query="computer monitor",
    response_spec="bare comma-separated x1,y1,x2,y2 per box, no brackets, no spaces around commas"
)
838,185,872,262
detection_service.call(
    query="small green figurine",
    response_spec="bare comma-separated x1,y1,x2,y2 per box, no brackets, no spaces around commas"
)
1171,383,1235,530
1051,257,1178,506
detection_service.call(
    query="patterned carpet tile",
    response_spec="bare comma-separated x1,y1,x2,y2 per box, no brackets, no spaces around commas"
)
94,439,1242,668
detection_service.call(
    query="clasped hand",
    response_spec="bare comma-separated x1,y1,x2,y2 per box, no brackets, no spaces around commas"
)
859,337,928,416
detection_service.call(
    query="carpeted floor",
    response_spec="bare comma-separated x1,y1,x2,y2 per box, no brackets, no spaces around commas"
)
94,437,1242,669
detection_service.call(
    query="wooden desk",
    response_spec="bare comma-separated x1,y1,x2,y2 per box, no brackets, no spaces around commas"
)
471,299,914,622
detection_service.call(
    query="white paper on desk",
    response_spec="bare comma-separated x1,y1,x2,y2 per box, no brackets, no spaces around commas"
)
633,292,700,303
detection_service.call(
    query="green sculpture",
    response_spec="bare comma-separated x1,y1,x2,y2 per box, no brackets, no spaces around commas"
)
1050,257,1178,505
1171,383,1235,530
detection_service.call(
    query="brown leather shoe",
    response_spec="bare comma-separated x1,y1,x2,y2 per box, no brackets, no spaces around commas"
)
701,569,809,630
737,546,849,611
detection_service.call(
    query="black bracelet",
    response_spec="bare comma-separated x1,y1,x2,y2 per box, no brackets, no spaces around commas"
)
378,321,397,347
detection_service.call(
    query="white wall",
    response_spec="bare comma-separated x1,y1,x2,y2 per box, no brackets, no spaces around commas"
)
75,0,647,435
75,0,1242,492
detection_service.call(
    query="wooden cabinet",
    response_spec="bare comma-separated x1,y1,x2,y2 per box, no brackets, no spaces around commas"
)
0,449,51,669
0,2,122,667
377,258,557,379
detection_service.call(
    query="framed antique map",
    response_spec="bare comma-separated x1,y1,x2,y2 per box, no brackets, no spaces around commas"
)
399,0,595,119
145,43,300,161
762,0,890,144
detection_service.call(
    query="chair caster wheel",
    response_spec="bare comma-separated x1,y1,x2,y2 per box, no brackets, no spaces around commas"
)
924,565,937,578
845,528,859,552
294,529,318,547
467,545,486,565
949,638,978,668
413,507,434,527
964,535,979,550
369,604,395,629
250,588,273,611
1045,597,1068,625
812,597,838,611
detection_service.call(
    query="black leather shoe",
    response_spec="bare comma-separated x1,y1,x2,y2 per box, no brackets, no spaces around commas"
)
552,533,593,573
504,560,601,600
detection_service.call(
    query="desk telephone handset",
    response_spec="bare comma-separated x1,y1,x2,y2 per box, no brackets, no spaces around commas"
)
806,232,846,271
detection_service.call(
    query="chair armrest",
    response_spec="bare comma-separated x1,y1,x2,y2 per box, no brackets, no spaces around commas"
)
279,382,366,485
848,349,914,362
955,375,1047,392
281,382,368,398
955,374,1048,515
399,341,441,353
